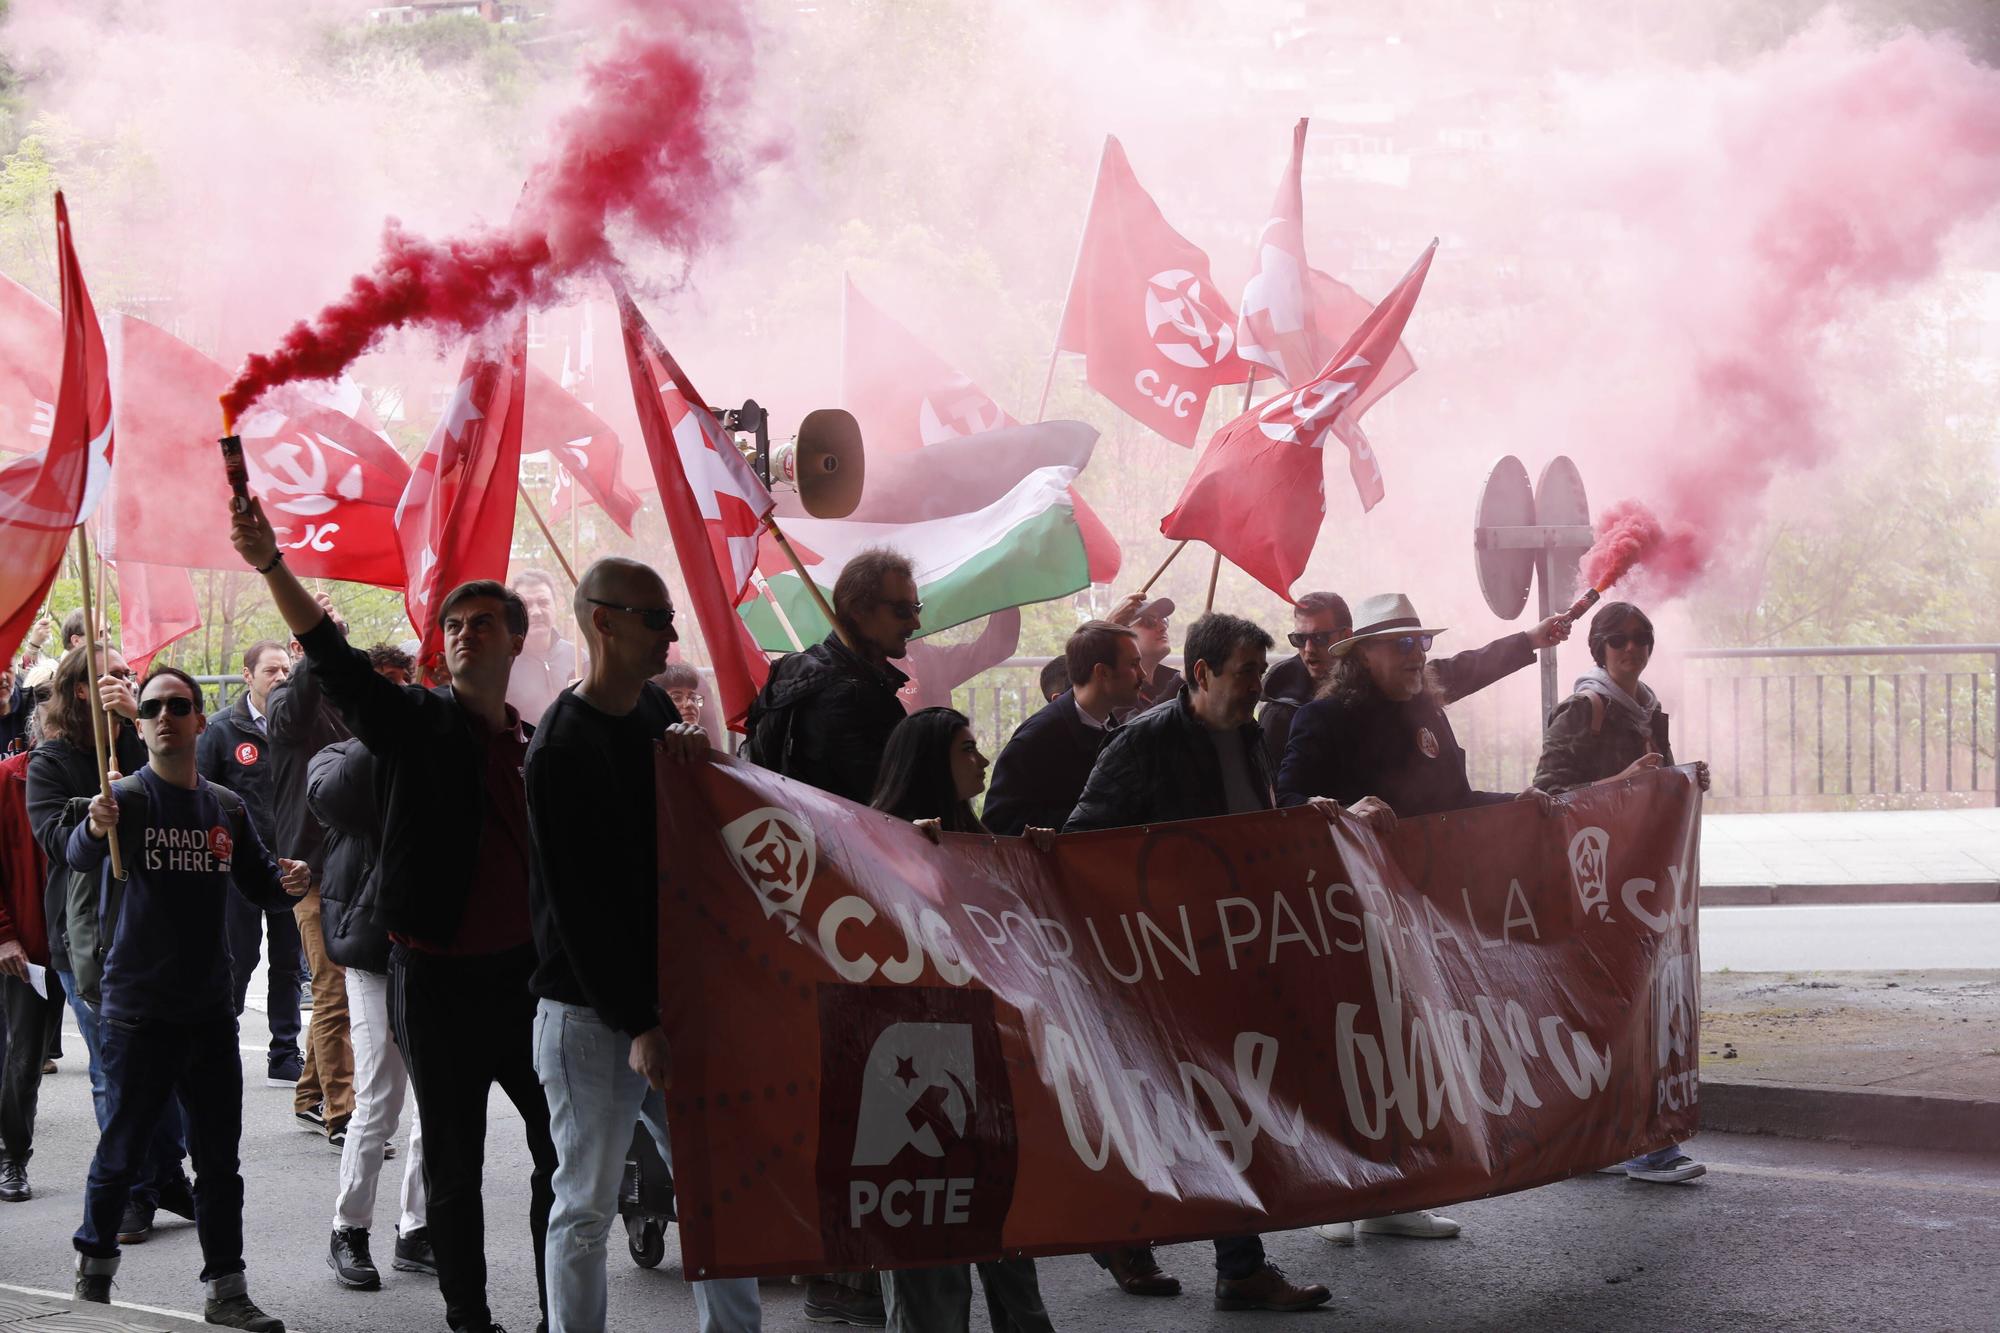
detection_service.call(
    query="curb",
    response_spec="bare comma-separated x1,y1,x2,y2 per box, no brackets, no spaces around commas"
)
1700,1077,1999,1155
1703,883,2000,907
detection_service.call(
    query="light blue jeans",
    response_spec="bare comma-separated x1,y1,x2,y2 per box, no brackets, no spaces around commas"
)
533,999,759,1333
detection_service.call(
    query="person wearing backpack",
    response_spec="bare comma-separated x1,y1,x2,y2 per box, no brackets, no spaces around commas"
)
24,645,195,1237
66,665,308,1331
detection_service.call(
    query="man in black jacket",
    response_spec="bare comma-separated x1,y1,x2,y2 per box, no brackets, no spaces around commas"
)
743,545,915,805
196,640,306,1087
233,498,556,1333
265,602,355,1139
983,619,1142,837
1063,613,1335,1315
525,557,760,1332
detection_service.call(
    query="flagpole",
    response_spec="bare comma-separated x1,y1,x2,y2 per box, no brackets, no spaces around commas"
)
521,490,579,586
1033,142,1107,423
1138,540,1189,596
764,518,840,632
73,524,125,882
753,572,806,652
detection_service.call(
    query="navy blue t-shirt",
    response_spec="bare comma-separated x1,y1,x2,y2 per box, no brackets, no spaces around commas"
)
66,766,290,1024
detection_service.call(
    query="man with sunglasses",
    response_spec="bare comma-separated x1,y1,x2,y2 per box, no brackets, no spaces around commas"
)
66,666,309,1331
233,498,558,1333
1106,593,1181,721
524,558,761,1332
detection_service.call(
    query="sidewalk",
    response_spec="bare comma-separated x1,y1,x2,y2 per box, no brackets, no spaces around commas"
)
1701,808,2000,904
0,1284,214,1331
1699,969,2000,1156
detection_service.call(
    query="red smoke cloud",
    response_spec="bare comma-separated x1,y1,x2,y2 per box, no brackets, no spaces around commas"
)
222,11,757,424
1575,26,2000,602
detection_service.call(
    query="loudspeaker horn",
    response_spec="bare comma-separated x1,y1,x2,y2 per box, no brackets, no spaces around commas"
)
773,408,866,519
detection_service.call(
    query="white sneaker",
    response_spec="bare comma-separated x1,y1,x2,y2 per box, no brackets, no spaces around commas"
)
1356,1209,1461,1239
1627,1153,1706,1184
1312,1220,1355,1245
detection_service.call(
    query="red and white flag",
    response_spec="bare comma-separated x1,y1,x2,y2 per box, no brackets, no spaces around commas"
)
107,315,412,587
524,363,642,535
842,277,1122,582
1055,137,1249,447
615,287,773,730
1162,241,1437,601
1308,267,1416,421
116,559,200,674
0,195,111,662
0,274,60,458
1236,119,1322,390
397,321,526,664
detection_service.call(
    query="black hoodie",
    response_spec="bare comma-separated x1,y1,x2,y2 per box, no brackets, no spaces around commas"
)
741,633,907,803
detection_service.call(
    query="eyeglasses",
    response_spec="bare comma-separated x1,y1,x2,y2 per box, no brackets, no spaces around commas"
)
667,689,703,710
586,599,675,632
1604,633,1655,651
1135,615,1166,631
1384,634,1433,654
136,696,196,720
1288,629,1348,649
874,599,924,622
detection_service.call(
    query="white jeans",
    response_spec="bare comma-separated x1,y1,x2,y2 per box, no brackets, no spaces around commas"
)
331,967,426,1234
534,998,760,1333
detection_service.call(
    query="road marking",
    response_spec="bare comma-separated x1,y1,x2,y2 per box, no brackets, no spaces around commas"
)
0,1279,212,1324
1707,1160,2000,1196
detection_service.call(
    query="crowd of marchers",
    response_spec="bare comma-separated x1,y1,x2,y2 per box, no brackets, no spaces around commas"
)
0,492,1709,1333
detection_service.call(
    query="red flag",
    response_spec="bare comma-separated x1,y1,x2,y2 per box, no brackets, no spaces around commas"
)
524,363,642,535
108,315,412,587
1055,137,1249,447
614,288,772,730
842,278,1122,582
116,560,200,674
1308,267,1416,420
1236,119,1321,389
1162,240,1437,600
0,195,109,663
0,274,60,457
397,322,526,663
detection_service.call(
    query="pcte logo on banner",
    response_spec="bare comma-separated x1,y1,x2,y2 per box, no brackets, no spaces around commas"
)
816,985,1017,1267
720,806,818,939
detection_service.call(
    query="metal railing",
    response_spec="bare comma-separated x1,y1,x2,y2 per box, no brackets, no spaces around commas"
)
947,645,2000,813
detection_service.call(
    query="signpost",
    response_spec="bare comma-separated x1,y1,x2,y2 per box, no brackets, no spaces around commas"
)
1473,455,1593,721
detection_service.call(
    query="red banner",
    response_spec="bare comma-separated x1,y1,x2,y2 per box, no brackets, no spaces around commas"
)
657,760,1703,1278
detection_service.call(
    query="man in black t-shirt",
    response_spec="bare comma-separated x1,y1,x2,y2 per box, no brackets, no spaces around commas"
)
524,557,760,1331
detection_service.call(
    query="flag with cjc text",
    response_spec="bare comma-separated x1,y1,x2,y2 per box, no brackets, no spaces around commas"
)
0,194,111,663
1055,136,1249,447
397,320,526,665
1162,240,1438,602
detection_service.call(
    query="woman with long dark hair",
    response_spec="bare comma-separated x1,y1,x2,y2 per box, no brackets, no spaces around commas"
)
868,708,1054,1333
1533,600,1709,1185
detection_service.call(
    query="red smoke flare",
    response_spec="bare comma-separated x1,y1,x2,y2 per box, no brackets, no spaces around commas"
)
1579,499,1703,596
222,14,755,424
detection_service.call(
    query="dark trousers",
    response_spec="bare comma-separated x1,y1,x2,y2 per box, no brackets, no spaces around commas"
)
0,972,60,1160
225,894,303,1057
75,1014,245,1282
1095,1235,1266,1281
390,943,555,1332
55,967,188,1208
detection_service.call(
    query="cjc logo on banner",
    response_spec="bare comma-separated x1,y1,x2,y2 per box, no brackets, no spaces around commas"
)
815,985,1017,1267
1567,826,1612,920
721,807,817,939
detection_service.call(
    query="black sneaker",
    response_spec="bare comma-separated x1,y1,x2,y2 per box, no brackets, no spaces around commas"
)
393,1226,438,1275
117,1201,155,1244
204,1291,285,1331
75,1267,113,1303
383,1141,397,1160
295,1102,325,1132
804,1278,887,1326
156,1173,197,1221
265,1049,304,1087
326,1115,350,1148
0,1156,28,1202
328,1226,381,1291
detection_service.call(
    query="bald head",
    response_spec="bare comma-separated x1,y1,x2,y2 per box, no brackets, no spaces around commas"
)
574,557,678,690
575,558,665,644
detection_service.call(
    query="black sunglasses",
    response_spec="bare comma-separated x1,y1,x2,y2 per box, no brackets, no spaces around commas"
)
874,598,924,622
1604,633,1655,651
1288,629,1347,649
136,696,196,720
1384,634,1433,654
586,598,675,632
1135,614,1166,630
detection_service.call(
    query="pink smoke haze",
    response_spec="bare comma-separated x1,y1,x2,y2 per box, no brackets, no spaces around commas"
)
1574,24,2000,601
222,8,758,423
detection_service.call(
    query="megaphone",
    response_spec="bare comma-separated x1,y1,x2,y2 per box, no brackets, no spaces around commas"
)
719,401,867,520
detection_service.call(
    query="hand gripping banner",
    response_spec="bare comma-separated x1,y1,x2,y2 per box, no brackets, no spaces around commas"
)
657,758,1702,1279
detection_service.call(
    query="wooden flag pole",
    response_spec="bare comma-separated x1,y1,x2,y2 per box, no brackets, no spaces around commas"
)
1138,539,1189,595
752,573,806,652
764,519,839,633
521,490,579,587
72,524,125,882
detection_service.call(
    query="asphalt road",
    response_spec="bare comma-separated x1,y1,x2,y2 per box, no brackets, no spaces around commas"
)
2,1010,1996,1332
